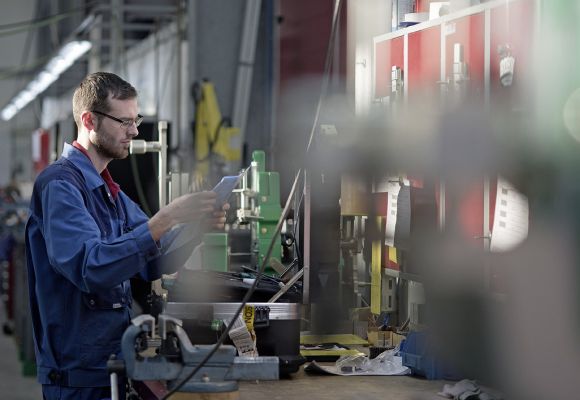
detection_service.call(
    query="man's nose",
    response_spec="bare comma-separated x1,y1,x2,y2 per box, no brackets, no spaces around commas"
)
128,123,139,137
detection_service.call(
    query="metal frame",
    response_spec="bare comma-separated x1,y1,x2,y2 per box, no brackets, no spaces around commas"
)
483,8,492,291
403,33,409,103
373,0,523,44
165,302,301,321
232,0,263,165
303,172,311,305
484,8,491,110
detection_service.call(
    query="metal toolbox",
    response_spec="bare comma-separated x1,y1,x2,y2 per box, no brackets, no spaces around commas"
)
165,302,305,374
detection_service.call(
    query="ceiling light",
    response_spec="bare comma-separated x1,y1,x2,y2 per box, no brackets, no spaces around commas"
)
1,40,92,121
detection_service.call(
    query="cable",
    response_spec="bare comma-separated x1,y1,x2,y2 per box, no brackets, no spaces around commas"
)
161,1,344,397
0,1,101,38
0,54,54,81
13,3,39,124
160,168,302,400
192,78,233,163
305,0,344,154
293,190,304,263
239,266,280,286
0,13,73,37
0,5,83,31
209,117,231,151
16,4,36,85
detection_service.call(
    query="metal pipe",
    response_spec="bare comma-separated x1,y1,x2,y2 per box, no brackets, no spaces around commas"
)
110,0,123,74
268,268,304,303
232,0,262,172
129,140,161,154
95,4,178,14
158,121,168,207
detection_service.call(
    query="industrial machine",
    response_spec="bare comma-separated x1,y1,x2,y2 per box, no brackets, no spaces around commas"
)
123,60,315,392
162,148,304,375
168,148,289,278
234,150,283,275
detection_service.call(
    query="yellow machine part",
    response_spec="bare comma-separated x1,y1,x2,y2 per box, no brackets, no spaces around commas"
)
389,246,397,264
371,217,383,315
340,174,368,216
194,81,241,180
300,334,368,346
300,334,367,359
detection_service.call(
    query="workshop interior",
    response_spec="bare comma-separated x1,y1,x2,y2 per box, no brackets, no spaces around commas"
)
1,0,580,399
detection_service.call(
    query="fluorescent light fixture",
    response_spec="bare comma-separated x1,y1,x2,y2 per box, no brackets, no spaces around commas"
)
1,40,92,121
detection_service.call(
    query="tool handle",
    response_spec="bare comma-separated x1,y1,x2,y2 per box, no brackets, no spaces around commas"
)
110,372,119,400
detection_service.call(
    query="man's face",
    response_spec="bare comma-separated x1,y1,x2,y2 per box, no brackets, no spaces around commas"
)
90,97,139,160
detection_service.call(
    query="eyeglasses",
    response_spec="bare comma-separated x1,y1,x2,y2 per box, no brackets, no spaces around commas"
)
92,110,143,129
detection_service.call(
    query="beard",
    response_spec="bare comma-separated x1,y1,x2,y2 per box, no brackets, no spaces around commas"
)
93,128,129,159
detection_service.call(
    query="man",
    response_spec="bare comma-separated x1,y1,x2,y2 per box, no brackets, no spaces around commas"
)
26,72,226,399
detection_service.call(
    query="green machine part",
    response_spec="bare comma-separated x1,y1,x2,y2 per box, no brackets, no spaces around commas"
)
202,232,228,272
252,150,282,275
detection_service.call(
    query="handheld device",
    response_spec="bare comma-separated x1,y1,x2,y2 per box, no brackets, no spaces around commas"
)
212,174,242,208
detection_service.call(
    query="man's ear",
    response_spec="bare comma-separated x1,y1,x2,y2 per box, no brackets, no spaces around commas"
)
80,111,96,131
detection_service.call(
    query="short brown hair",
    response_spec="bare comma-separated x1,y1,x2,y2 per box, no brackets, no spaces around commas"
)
72,72,137,129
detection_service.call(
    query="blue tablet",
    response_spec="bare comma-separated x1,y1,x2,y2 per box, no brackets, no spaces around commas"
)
212,174,242,208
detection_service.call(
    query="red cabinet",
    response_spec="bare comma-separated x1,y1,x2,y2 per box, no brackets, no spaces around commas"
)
374,36,404,99
373,0,534,247
444,12,485,102
408,26,441,99
490,0,535,110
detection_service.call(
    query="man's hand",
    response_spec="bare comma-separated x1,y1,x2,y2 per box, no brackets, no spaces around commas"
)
205,203,230,230
148,191,217,241
165,191,217,224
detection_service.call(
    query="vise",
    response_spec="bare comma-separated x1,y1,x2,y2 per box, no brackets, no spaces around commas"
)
110,314,279,399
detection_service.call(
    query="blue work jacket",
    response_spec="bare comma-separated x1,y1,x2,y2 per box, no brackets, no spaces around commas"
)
26,143,197,388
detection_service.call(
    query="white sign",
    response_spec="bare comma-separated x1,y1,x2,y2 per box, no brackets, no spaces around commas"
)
385,179,402,247
490,177,529,252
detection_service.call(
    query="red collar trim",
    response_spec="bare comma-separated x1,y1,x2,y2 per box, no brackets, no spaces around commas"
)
72,141,120,200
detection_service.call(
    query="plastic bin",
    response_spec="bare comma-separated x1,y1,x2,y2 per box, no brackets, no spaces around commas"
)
399,331,461,380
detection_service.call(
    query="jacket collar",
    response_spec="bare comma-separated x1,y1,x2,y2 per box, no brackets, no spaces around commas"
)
61,142,105,191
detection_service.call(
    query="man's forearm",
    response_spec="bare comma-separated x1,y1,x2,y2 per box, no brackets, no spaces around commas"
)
148,211,174,242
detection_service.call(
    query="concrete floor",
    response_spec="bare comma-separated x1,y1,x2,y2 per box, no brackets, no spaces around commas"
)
240,369,445,400
0,309,42,399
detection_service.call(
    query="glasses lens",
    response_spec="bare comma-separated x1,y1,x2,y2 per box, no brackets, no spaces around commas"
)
120,115,143,129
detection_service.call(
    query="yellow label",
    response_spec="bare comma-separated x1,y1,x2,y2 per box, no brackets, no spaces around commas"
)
243,305,255,331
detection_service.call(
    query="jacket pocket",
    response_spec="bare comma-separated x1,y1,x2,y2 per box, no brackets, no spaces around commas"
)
80,286,131,345
82,285,131,310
